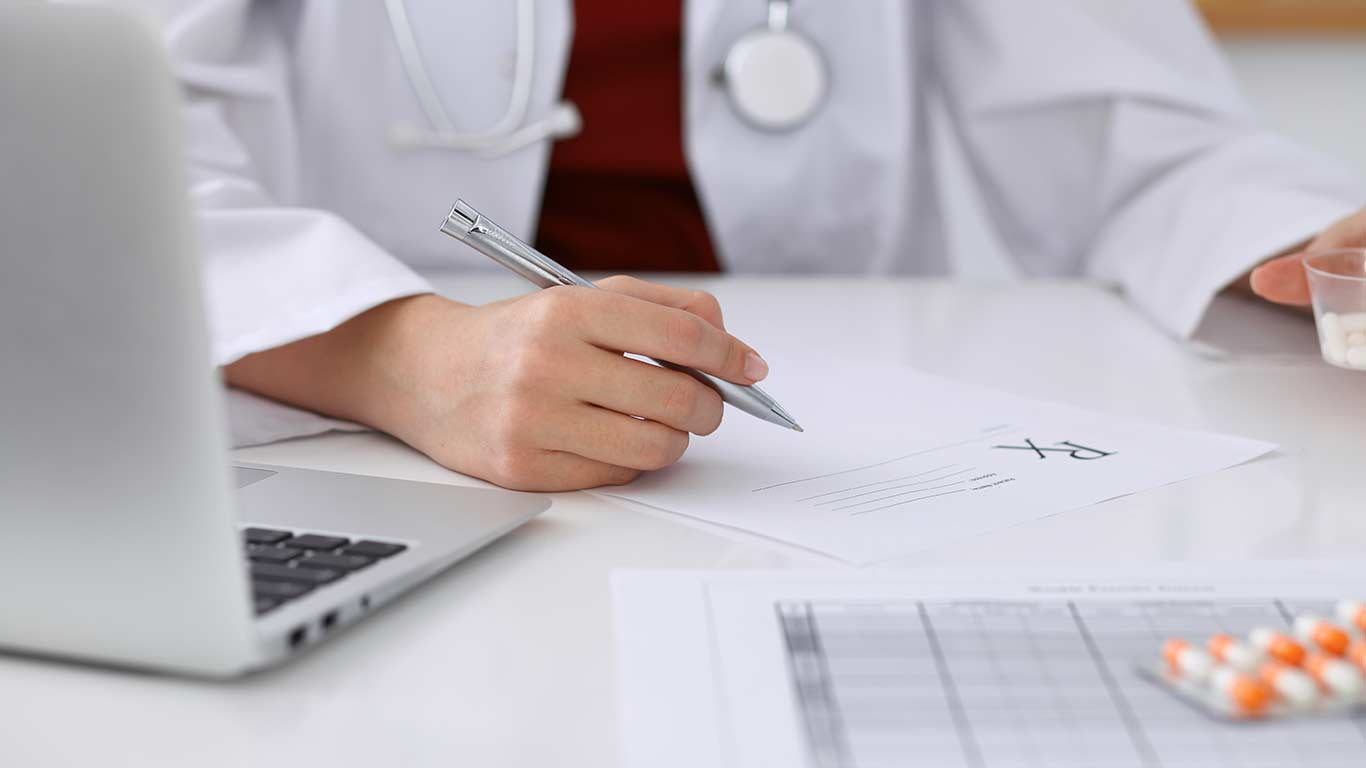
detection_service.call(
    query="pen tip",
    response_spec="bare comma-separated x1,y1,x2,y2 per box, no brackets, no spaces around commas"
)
768,404,802,432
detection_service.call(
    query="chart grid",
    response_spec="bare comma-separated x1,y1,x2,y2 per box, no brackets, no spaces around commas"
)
777,599,1366,768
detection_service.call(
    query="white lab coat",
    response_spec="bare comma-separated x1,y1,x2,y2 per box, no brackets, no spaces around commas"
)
125,0,1361,445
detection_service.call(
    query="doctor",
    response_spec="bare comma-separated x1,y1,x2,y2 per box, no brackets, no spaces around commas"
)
132,0,1361,491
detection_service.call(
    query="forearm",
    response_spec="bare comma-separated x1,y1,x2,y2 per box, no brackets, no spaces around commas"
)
223,293,461,432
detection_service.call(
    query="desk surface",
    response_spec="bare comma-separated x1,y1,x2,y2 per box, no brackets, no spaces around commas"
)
4,275,1363,767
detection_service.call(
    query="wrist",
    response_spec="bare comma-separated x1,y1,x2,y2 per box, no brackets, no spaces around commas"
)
224,293,476,433
343,293,478,433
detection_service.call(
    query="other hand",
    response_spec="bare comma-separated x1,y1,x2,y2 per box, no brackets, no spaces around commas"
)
1250,207,1366,306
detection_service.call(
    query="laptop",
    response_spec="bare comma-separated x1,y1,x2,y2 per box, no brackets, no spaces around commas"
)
0,1,549,677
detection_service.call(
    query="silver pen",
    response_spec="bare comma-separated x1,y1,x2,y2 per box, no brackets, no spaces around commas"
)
438,199,802,432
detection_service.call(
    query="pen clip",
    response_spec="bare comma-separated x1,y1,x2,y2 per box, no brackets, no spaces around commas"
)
441,201,564,287
445,200,593,289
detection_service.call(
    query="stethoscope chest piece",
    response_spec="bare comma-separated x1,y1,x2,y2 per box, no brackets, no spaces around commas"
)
720,1,826,132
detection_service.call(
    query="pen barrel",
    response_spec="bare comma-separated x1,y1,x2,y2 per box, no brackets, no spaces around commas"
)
468,230,562,288
441,208,561,288
658,361,792,429
441,200,593,290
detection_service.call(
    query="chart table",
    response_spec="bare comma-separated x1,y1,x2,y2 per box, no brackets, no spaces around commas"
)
615,567,1366,768
780,599,1366,768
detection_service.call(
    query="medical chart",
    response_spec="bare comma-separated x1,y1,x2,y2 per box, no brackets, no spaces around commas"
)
599,364,1275,564
613,565,1366,768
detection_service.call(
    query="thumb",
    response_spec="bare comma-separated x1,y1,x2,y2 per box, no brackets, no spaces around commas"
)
1250,252,1311,306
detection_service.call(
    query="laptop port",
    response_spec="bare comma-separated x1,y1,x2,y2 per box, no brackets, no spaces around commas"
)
321,611,339,632
288,626,306,649
360,595,371,611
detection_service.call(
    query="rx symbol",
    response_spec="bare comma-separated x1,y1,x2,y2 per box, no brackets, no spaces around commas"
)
992,439,1116,460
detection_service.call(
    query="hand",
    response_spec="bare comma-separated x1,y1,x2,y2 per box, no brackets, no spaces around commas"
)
225,276,768,492
1250,207,1366,306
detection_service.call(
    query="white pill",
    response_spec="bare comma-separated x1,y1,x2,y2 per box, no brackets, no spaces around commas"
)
1340,312,1366,333
1348,346,1366,369
1320,314,1349,360
1179,649,1214,682
1325,663,1362,698
1350,332,1366,347
1323,332,1350,365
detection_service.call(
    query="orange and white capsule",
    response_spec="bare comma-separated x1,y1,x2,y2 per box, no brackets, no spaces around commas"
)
1348,640,1366,671
1335,600,1366,635
1294,615,1351,657
1305,653,1364,699
1250,628,1307,666
1258,661,1319,709
1162,639,1214,683
1207,634,1263,672
1210,667,1274,718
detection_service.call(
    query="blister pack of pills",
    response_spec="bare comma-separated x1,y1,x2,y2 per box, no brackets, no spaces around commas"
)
1140,599,1366,720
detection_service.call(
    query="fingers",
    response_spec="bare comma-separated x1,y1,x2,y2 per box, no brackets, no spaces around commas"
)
595,275,726,329
449,282,754,490
538,404,691,471
483,449,641,492
541,288,766,384
1250,253,1311,306
576,348,725,435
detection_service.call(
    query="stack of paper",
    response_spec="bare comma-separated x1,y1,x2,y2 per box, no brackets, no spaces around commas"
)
600,364,1275,563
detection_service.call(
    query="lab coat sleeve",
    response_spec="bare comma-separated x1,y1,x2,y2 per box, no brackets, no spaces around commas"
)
130,0,432,365
932,0,1364,337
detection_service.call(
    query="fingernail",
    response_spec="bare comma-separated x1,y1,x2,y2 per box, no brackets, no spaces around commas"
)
744,352,769,381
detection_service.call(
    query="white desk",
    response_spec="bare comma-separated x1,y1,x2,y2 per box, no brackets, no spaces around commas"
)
3,275,1363,767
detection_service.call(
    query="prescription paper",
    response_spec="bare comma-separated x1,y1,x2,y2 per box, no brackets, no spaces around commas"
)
599,364,1275,564
613,565,1366,768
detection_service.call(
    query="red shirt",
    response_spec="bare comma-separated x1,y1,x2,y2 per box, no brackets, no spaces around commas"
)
534,0,720,272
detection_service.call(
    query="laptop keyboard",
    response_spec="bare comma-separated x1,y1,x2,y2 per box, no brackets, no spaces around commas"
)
241,527,407,616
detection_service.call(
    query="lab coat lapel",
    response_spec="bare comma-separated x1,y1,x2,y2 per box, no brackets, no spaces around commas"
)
463,0,573,245
683,1,916,274
286,0,573,264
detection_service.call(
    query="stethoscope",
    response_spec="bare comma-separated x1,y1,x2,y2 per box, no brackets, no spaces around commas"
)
385,0,827,157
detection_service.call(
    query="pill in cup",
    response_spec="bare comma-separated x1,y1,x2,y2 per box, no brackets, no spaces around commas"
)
1305,249,1366,371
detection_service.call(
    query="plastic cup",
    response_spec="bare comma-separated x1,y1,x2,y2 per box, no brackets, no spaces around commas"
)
1305,249,1366,371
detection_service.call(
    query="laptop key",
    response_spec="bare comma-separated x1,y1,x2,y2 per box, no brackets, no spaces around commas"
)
251,563,343,585
297,552,374,572
288,534,350,551
254,597,281,615
243,527,292,545
343,540,407,558
247,545,302,564
252,579,314,600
